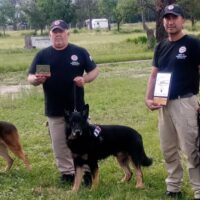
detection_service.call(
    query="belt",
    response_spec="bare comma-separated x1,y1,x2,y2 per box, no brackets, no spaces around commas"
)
171,93,194,100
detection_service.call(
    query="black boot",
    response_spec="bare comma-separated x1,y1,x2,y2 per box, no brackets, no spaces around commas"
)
83,172,92,188
60,174,74,185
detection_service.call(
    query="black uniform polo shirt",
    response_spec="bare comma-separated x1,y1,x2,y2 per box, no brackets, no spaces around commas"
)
28,44,96,116
153,35,200,99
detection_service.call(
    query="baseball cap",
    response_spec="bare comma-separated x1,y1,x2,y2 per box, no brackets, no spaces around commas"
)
163,4,184,18
50,20,68,31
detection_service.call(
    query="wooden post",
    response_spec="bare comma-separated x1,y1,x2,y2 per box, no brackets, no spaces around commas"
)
24,36,32,49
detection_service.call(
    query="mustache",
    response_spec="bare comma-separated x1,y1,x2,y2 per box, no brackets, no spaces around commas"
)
166,26,176,28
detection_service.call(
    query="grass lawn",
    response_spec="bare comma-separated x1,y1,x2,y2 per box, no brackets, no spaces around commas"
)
0,61,194,200
0,22,199,199
0,26,153,73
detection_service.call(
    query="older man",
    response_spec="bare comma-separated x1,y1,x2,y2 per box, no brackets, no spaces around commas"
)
28,19,99,186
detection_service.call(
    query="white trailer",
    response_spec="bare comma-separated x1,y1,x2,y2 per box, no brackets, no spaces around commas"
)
85,18,108,29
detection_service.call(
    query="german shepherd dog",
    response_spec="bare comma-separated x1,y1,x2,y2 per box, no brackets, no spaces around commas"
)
65,104,152,192
0,121,32,171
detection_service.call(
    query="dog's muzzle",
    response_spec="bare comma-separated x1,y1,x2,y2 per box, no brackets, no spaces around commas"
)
69,129,82,139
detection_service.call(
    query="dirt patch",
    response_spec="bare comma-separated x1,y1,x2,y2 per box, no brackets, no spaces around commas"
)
0,85,33,95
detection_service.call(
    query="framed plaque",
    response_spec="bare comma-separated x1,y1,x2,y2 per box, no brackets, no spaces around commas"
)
36,65,51,77
153,72,172,105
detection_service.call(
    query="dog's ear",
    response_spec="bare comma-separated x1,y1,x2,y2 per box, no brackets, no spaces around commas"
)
82,104,89,119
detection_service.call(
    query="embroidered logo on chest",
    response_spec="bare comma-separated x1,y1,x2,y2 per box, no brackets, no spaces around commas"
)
176,46,187,59
70,55,80,66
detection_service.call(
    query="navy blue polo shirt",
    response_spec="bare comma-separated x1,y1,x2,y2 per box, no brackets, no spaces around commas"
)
153,35,200,99
28,44,97,116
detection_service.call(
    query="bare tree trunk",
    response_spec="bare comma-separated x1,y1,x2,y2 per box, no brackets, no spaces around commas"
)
3,26,6,36
191,16,196,27
88,1,93,30
108,18,111,31
117,22,120,32
89,18,92,30
141,8,155,49
155,0,176,42
13,23,17,31
34,29,37,36
24,36,32,49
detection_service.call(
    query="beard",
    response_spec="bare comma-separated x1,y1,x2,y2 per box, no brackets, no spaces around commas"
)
53,38,67,50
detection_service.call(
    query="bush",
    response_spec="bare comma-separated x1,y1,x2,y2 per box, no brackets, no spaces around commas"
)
0,32,10,37
195,34,200,40
72,29,79,33
132,29,143,33
126,36,147,44
95,29,101,32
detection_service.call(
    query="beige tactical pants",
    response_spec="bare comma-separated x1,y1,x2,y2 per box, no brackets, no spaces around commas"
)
158,95,200,199
48,116,75,175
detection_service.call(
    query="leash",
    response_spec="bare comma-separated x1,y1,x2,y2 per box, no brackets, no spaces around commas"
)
198,112,200,152
73,83,77,112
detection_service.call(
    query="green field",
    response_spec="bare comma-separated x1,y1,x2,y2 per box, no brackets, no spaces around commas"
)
0,24,198,199
0,25,153,73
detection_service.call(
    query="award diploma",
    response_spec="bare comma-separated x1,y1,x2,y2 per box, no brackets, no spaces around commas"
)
36,65,51,77
153,72,172,105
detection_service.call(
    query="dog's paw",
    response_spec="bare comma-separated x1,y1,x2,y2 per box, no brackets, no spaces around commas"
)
135,183,145,189
27,165,32,171
71,186,79,192
71,188,78,192
119,173,132,183
90,184,98,191
66,189,76,196
5,159,14,172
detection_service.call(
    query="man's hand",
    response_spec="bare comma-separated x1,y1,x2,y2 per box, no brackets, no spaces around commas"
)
28,74,48,86
73,76,85,87
145,99,162,111
73,68,99,87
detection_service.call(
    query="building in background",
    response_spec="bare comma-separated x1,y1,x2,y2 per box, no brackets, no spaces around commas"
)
85,18,108,29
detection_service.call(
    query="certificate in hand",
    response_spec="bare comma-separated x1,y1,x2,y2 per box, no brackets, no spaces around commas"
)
153,72,172,105
36,65,51,77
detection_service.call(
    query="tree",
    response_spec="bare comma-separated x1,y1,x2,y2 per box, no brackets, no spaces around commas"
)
133,0,175,44
116,0,136,31
155,0,176,42
140,0,156,48
21,0,47,34
177,0,200,27
113,1,124,31
127,0,177,43
38,0,75,25
0,0,16,34
73,0,99,29
117,0,179,45
98,0,117,30
21,0,75,34
98,0,125,32
116,0,156,47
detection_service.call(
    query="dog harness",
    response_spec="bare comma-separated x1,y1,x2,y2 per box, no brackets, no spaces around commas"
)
93,125,103,142
93,126,101,137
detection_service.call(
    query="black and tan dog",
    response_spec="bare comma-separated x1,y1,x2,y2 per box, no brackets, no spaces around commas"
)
0,121,31,171
65,104,152,192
